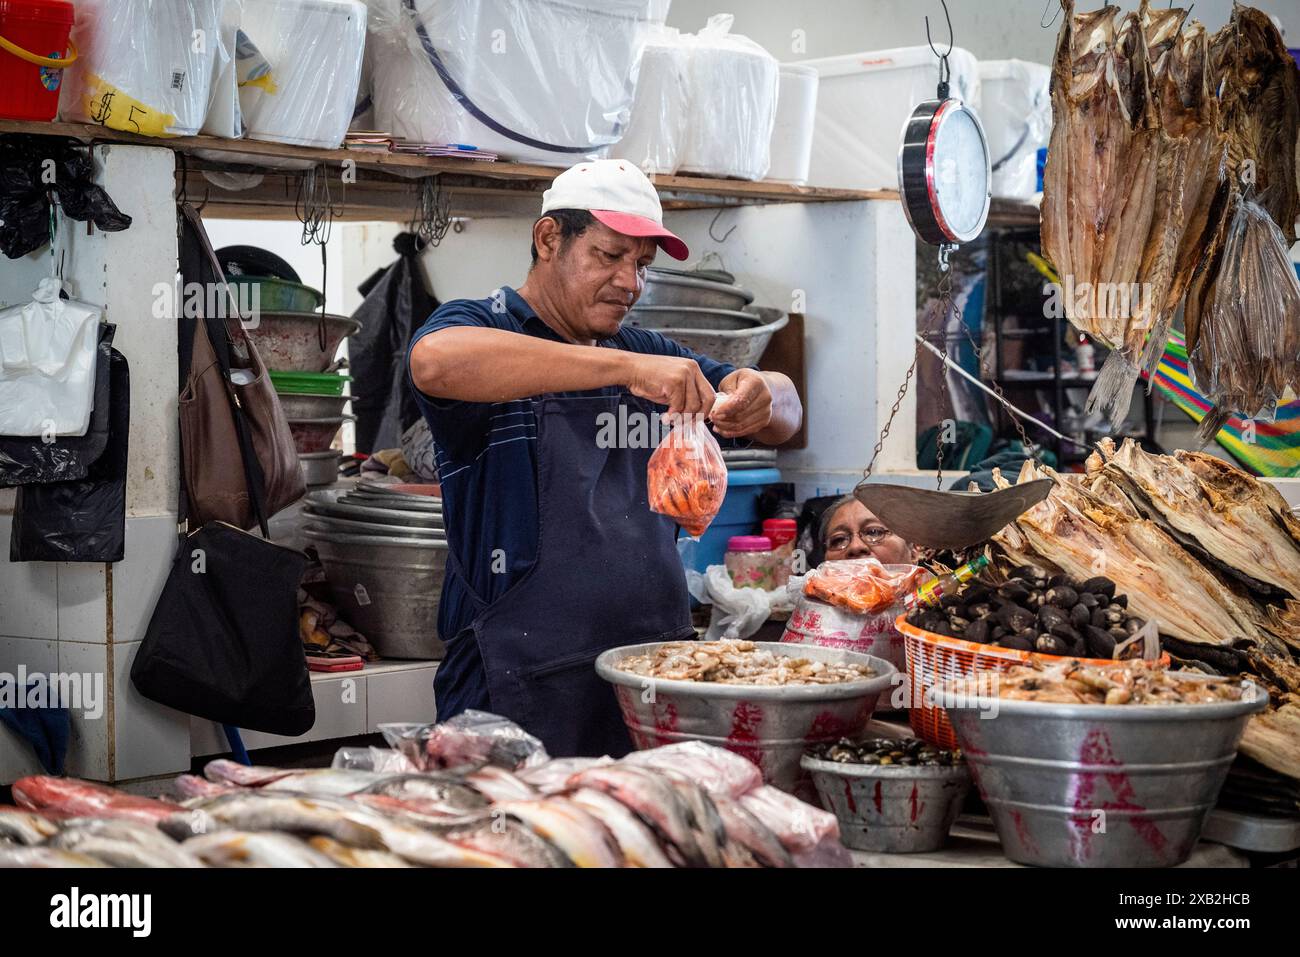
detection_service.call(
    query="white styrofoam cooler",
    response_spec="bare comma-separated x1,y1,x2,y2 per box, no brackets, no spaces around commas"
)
237,0,367,148
369,0,660,166
609,33,691,175
795,45,980,190
61,0,222,137
767,63,819,185
978,59,1052,200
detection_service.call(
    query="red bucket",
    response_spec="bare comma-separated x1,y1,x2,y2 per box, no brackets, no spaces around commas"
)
0,0,76,122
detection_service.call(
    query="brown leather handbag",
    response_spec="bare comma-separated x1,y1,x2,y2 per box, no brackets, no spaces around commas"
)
178,204,305,530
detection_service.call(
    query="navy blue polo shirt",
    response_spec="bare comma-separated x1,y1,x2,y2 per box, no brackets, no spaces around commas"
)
407,286,736,720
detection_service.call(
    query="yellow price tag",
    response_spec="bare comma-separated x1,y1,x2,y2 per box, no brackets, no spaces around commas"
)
81,73,177,138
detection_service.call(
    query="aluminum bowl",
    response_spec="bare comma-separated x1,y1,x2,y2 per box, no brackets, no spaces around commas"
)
640,270,755,311
302,516,444,540
249,312,362,373
277,391,355,420
298,450,341,487
625,307,789,368
596,641,896,792
288,415,355,454
305,493,442,529
936,683,1267,867
302,526,448,660
801,753,971,852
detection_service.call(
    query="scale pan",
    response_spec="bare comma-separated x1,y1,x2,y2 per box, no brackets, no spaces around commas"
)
854,479,1054,550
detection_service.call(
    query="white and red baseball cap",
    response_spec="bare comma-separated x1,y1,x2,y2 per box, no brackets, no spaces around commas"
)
541,160,689,261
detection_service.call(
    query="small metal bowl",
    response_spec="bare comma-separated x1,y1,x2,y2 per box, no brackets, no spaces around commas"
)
801,752,970,853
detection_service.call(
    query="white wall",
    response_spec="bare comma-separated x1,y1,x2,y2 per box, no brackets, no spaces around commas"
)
666,0,1299,64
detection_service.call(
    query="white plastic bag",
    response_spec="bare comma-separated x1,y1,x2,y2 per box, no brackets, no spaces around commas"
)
0,279,102,438
678,14,779,181
685,563,794,641
977,59,1052,200
202,0,246,138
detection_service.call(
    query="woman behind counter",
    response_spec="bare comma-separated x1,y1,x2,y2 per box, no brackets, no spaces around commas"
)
818,494,916,565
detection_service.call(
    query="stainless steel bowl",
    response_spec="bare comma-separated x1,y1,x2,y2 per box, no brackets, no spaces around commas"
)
801,754,970,852
305,493,442,529
302,526,448,660
288,415,354,454
344,489,443,514
278,391,355,420
302,516,444,540
625,307,789,368
298,450,341,487
640,270,756,311
596,641,897,792
937,684,1267,867
248,312,362,373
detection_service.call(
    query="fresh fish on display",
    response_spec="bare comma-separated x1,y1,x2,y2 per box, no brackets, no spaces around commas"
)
174,775,240,800
163,793,386,849
567,765,708,867
492,799,624,868
380,709,549,772
261,769,396,797
13,776,178,824
519,757,614,795
306,837,414,868
660,775,728,869
621,740,764,798
0,808,59,845
202,759,302,787
710,794,796,868
183,831,339,868
0,846,108,868
443,815,576,869
355,773,490,813
567,789,673,868
465,765,540,803
48,819,205,868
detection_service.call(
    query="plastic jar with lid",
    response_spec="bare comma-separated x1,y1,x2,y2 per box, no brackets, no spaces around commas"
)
725,535,779,590
762,518,798,586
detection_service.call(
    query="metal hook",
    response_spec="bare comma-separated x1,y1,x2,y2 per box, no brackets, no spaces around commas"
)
925,0,954,59
195,186,210,215
708,208,737,243
1040,0,1062,29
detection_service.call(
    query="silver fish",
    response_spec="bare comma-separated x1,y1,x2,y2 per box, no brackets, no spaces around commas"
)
568,789,673,868
465,765,539,803
162,793,386,849
184,831,338,868
0,846,108,868
307,836,414,868
493,799,623,868
711,794,795,868
660,774,728,868
49,819,204,868
568,765,706,867
359,773,490,814
0,809,58,846
444,815,574,868
260,769,393,796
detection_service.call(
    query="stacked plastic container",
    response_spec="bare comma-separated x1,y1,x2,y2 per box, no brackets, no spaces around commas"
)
366,0,661,166
609,25,691,174
767,64,819,185
60,0,223,136
795,45,980,190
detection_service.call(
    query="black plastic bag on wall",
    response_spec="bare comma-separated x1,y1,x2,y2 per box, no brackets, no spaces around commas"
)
0,135,132,259
10,348,130,563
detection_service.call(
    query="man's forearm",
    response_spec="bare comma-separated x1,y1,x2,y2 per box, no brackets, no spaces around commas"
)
411,327,629,402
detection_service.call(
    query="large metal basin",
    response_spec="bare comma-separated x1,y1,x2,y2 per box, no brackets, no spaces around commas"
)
801,754,971,852
937,684,1267,867
302,527,448,660
624,307,789,368
249,312,361,372
596,641,896,792
306,490,442,528
640,270,755,311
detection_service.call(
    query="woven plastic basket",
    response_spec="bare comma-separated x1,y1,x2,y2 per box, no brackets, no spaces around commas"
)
896,613,1171,749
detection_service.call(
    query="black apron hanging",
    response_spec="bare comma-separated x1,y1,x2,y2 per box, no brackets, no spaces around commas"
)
456,393,694,758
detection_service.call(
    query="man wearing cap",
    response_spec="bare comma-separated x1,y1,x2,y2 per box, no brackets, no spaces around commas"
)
407,160,802,757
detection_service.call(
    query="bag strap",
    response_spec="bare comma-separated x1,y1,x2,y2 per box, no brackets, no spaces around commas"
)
177,203,271,538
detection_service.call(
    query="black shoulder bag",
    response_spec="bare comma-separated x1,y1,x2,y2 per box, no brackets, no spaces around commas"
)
130,210,315,737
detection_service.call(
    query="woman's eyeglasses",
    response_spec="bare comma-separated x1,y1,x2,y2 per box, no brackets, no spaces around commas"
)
826,526,893,552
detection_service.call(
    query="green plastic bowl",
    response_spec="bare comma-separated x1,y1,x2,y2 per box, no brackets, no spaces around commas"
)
270,370,352,396
226,276,324,314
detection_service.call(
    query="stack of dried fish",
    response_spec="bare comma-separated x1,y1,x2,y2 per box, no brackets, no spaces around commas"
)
1041,2,1300,431
984,439,1300,787
1,737,849,868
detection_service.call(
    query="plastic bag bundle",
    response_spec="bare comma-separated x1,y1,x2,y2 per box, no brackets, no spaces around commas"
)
61,0,222,137
622,741,763,798
1188,193,1300,443
802,558,927,615
378,709,550,771
678,14,779,181
646,412,727,537
0,279,103,438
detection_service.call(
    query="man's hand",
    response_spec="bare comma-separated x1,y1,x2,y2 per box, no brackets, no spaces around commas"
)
622,353,717,415
711,368,774,438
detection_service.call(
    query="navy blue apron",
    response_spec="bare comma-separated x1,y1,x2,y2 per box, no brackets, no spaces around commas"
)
449,393,694,757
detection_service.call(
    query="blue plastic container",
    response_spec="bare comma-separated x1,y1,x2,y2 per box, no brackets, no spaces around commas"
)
684,467,783,573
